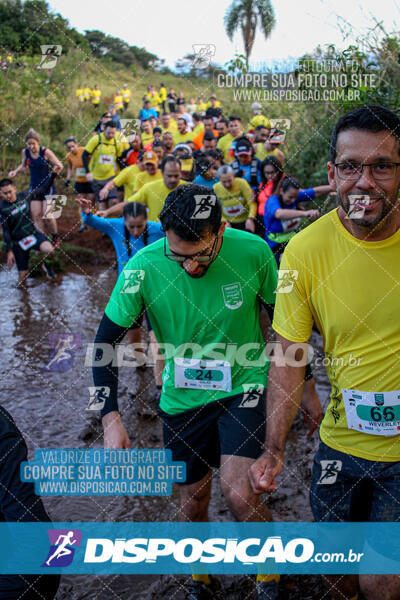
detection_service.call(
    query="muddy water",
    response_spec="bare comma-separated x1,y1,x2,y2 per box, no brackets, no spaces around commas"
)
0,267,333,599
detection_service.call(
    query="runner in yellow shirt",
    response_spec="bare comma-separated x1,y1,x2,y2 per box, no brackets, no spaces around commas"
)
75,86,84,103
140,120,154,146
122,84,131,111
83,84,91,102
159,83,167,112
217,115,243,163
250,105,400,600
114,90,123,112
173,118,194,146
132,151,162,192
91,84,101,110
99,152,146,202
82,121,124,210
213,165,256,231
101,156,186,221
197,96,208,114
161,113,178,134
248,102,271,131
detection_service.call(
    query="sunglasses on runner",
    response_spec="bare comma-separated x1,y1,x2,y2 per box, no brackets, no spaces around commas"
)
164,235,218,263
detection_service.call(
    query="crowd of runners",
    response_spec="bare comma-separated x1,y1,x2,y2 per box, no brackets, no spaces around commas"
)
1,93,400,600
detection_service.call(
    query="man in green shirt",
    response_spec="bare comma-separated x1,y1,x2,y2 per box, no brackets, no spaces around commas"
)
93,184,278,599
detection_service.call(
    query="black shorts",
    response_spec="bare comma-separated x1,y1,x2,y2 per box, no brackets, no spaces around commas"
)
91,178,118,203
160,391,266,485
74,181,93,195
12,231,48,271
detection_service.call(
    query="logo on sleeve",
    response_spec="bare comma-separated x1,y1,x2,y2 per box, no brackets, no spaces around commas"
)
222,282,243,310
121,269,145,294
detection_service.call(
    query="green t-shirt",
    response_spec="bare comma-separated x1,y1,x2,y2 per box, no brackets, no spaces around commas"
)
105,228,277,414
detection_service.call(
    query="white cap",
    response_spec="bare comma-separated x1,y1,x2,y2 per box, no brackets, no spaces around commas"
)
251,102,262,113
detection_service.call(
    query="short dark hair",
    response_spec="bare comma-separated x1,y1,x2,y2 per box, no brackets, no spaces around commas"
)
161,155,181,172
255,124,268,131
203,132,216,141
104,120,116,129
0,178,14,188
280,176,300,194
153,127,162,134
159,184,222,241
330,105,400,162
229,114,242,122
217,118,228,126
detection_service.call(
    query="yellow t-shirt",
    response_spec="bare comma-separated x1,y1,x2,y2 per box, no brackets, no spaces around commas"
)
193,123,205,135
159,87,167,102
161,121,178,134
122,89,131,102
85,133,123,181
133,170,162,192
91,89,101,104
213,178,255,223
114,165,142,200
272,208,400,462
128,179,187,221
114,94,123,108
83,87,91,100
150,92,161,108
255,145,281,161
141,132,154,146
173,131,194,146
206,100,221,108
248,114,271,130
197,102,208,113
217,133,235,163
76,88,84,101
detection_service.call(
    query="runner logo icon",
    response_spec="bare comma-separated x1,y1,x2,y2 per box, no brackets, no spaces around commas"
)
192,195,217,219
121,270,145,294
276,270,298,294
42,529,82,567
239,384,264,408
38,45,62,69
43,195,67,219
192,45,216,69
87,386,110,411
317,460,343,485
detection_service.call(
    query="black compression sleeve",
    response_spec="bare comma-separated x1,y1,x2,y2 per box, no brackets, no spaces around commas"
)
0,222,12,252
81,150,90,172
92,314,130,418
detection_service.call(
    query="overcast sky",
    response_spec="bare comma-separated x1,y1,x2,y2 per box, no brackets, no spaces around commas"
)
48,0,399,69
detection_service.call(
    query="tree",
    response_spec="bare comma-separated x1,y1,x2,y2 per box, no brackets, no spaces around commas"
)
224,0,275,62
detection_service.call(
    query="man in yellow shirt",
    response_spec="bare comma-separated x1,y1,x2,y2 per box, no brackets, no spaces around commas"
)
159,83,167,112
213,165,256,231
250,105,400,600
217,115,243,163
161,113,178,134
75,86,84,103
103,156,186,221
197,95,208,114
91,84,101,109
122,84,131,111
83,84,91,102
99,152,146,202
114,90,123,112
140,119,154,147
132,151,162,192
173,118,194,146
82,121,124,211
248,102,271,131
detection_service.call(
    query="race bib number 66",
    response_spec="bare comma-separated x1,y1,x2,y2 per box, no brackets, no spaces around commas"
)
342,388,400,436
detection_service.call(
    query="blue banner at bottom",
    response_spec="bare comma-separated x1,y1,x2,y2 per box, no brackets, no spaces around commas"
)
1,522,399,574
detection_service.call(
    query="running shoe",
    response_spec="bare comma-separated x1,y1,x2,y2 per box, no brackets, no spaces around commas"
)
256,580,279,600
42,262,56,279
184,578,219,600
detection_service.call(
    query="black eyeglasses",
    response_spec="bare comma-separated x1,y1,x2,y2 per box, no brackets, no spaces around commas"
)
334,162,400,181
164,235,218,263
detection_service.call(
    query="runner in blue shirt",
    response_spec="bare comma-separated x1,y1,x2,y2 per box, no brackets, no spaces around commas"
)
263,175,333,263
